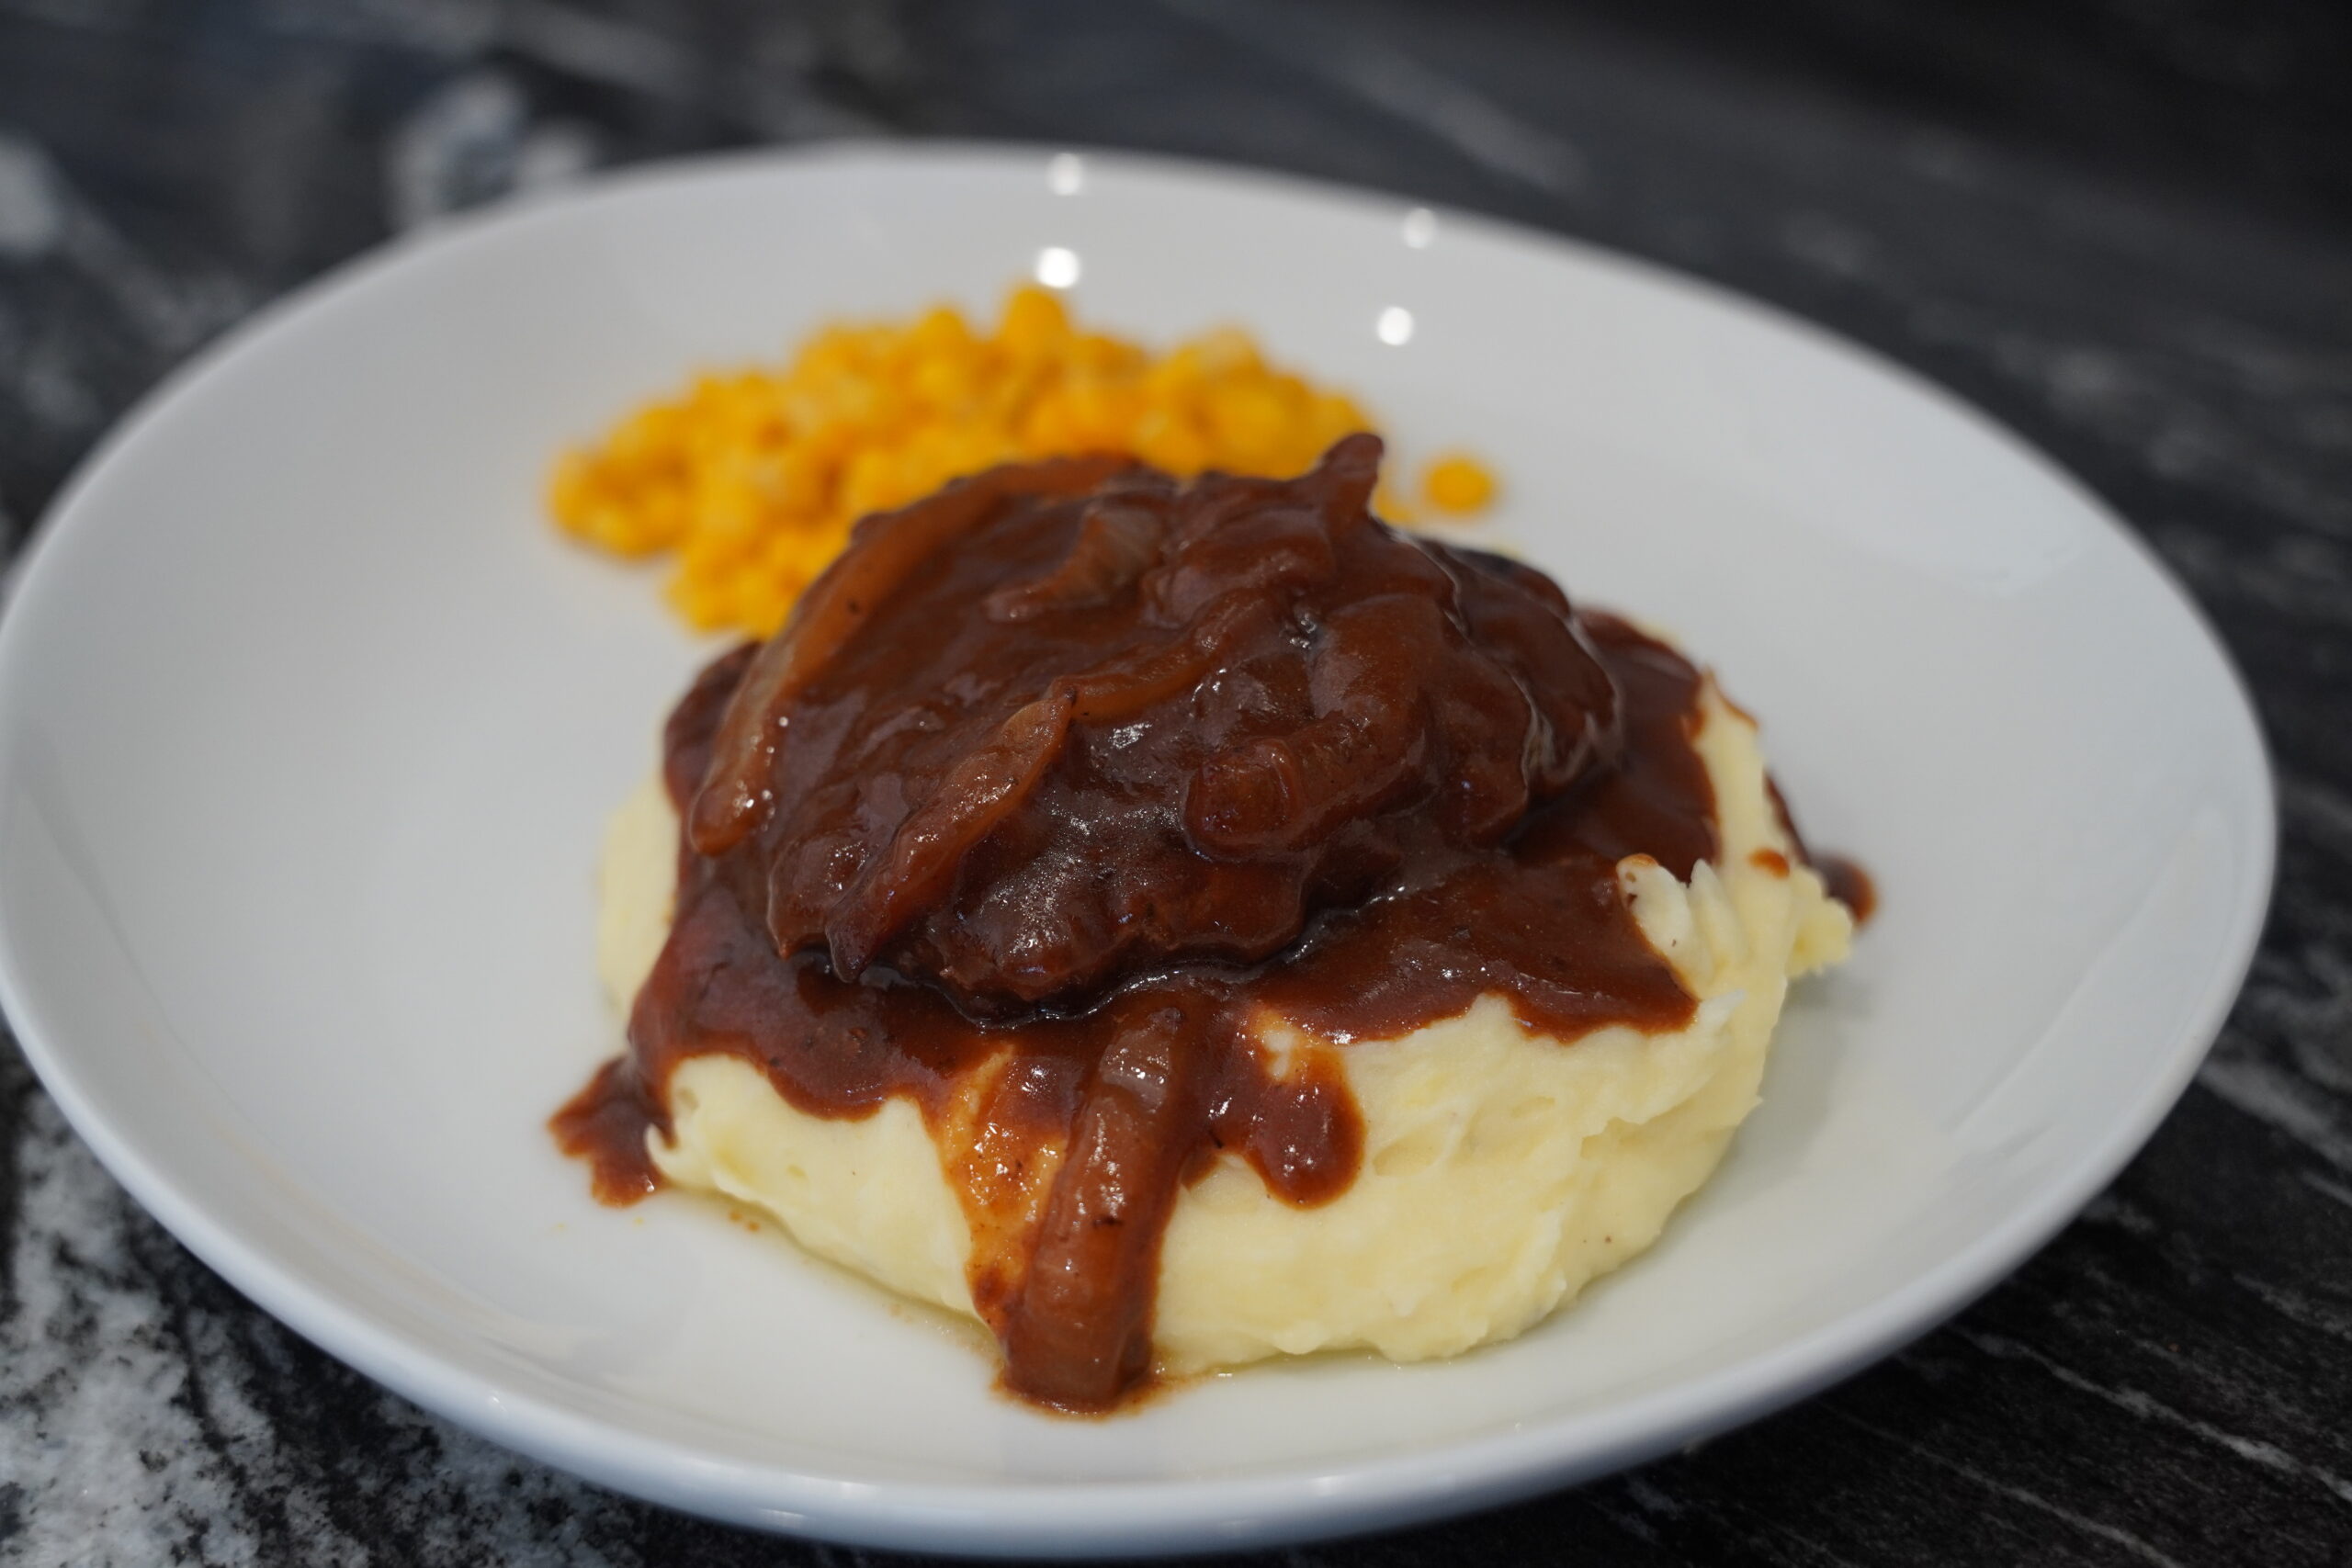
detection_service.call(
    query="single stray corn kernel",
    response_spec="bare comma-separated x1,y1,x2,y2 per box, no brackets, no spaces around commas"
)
1420,452,1498,515
548,284,1497,637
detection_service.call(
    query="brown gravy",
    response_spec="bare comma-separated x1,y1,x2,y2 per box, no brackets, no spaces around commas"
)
1818,855,1877,925
554,438,1810,1414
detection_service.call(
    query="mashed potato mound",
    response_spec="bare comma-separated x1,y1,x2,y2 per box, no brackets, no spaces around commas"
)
597,675,1850,1376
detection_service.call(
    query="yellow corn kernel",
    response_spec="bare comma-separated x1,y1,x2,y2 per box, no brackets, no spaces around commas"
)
1203,381,1294,464
997,286,1071,357
906,303,975,357
1421,453,1498,515
1134,413,1211,477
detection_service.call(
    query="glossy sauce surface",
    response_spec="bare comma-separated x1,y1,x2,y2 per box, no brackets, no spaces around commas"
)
557,439,1734,1413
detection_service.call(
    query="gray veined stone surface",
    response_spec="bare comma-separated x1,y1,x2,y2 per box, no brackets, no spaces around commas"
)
3,1,2350,1562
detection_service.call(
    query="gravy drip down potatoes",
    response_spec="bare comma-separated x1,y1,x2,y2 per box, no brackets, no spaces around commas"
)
556,438,1852,1412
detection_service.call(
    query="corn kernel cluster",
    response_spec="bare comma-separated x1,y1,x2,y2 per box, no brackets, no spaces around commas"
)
549,284,1497,637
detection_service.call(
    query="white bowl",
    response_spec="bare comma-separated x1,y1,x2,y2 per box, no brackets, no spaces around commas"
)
0,144,2272,1556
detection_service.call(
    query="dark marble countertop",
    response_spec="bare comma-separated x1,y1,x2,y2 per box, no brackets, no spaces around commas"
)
3,3,2349,1564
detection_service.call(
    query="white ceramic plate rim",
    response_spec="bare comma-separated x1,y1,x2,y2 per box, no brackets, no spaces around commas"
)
0,142,2276,1556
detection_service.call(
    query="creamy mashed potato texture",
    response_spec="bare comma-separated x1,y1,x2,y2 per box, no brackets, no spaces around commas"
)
595,673,1851,1377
